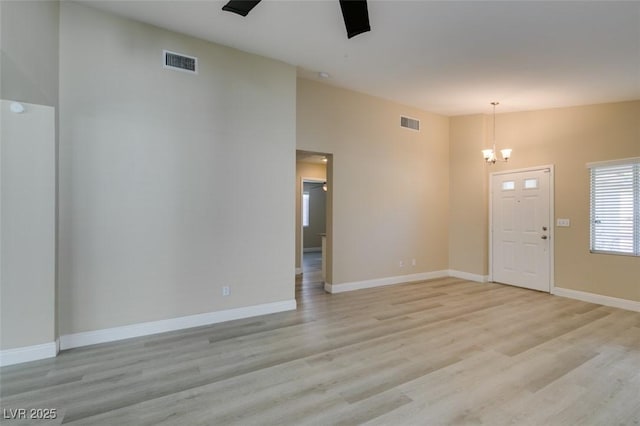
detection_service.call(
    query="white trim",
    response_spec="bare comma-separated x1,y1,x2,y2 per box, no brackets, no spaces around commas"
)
295,267,303,275
489,165,555,292
59,300,297,350
490,164,554,176
0,341,57,367
489,172,494,282
325,270,449,294
549,167,556,293
552,287,640,312
303,247,321,253
586,156,640,169
448,270,489,283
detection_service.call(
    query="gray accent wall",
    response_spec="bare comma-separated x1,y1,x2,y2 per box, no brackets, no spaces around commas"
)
0,0,58,351
0,101,56,350
0,0,59,107
57,2,296,335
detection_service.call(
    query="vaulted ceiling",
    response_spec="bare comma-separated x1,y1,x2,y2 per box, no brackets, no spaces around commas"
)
82,0,640,116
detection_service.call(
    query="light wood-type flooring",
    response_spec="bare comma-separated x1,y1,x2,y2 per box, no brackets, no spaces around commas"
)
1,255,639,425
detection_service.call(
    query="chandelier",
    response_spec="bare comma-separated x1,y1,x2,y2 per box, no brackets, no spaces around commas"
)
482,102,512,164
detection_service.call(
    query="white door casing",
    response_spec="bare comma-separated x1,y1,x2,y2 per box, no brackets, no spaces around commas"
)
490,167,553,292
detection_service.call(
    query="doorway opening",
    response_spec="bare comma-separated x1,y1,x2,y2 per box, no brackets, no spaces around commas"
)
296,151,332,294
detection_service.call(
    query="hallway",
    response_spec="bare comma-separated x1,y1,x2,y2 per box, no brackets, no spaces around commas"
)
296,251,324,300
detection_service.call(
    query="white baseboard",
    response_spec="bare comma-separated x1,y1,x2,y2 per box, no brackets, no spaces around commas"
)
0,341,58,367
448,269,489,283
60,299,297,350
295,267,303,275
325,270,449,294
303,247,322,253
552,287,640,312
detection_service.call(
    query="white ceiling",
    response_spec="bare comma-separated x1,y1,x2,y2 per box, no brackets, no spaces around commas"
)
81,0,640,116
297,152,328,164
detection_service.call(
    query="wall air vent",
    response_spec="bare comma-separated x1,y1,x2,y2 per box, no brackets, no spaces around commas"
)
400,116,420,131
163,50,198,74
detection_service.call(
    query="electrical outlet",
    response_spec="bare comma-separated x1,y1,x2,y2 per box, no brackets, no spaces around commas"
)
399,260,405,268
411,258,416,267
222,286,230,296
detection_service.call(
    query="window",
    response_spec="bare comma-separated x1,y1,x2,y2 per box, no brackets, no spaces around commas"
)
302,192,310,227
524,178,538,189
589,158,640,256
501,181,515,191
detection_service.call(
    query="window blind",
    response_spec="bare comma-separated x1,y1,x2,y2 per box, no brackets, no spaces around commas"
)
589,160,640,256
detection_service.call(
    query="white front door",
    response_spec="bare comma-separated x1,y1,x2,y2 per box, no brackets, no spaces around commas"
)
491,168,552,292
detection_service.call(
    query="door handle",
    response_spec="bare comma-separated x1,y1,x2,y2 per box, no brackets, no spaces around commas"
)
541,235,548,240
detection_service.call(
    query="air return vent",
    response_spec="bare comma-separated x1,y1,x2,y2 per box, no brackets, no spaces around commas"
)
400,116,420,131
163,50,198,74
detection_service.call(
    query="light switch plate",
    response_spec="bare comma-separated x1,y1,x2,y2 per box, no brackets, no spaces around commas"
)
557,218,570,227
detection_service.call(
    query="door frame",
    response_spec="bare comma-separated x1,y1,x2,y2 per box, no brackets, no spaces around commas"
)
488,164,555,293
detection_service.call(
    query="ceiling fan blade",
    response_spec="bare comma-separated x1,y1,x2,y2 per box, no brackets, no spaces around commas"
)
222,0,262,17
339,0,370,39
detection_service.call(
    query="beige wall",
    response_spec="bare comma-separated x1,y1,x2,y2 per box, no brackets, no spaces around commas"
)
1,101,56,349
450,101,640,301
58,3,296,335
0,0,59,107
449,114,490,277
297,79,450,285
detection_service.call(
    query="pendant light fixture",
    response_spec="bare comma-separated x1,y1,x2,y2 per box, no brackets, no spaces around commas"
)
482,102,512,164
